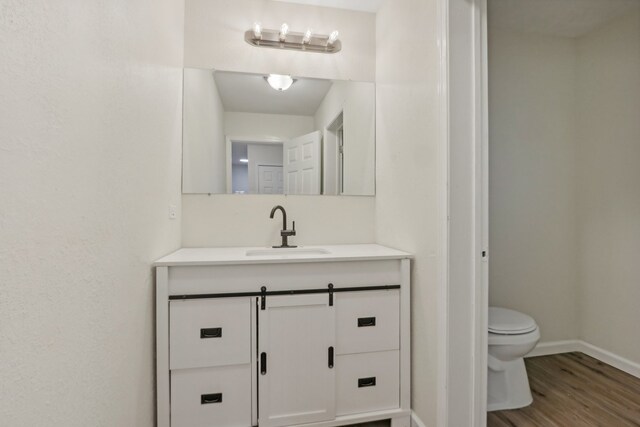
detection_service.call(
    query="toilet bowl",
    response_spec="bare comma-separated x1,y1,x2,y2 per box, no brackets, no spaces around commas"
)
487,307,539,412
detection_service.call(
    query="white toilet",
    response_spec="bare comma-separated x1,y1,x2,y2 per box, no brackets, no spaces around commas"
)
487,307,540,412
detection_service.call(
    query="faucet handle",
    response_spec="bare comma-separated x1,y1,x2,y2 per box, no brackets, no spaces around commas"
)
281,220,296,237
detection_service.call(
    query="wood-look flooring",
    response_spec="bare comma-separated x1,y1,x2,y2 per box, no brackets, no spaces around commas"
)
488,352,640,426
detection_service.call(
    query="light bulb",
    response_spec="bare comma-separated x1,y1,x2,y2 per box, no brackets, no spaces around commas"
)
328,30,339,45
279,23,289,41
253,22,262,39
302,28,313,44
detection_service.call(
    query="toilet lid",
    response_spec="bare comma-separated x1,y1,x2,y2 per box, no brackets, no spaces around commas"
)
489,307,537,335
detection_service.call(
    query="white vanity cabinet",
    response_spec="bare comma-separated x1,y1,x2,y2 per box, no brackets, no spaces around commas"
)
155,244,412,427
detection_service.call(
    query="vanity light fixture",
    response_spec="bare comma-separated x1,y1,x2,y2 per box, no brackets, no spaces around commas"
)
253,22,262,39
245,23,341,54
239,158,249,163
265,74,296,91
279,23,289,42
327,30,339,46
302,28,313,44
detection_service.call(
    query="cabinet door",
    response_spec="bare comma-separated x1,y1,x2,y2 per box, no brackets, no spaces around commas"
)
258,294,335,427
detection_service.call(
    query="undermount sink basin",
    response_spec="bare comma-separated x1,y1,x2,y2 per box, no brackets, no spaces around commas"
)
245,247,331,257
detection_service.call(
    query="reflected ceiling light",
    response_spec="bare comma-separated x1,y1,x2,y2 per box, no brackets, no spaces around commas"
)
302,28,313,44
279,23,289,41
245,25,341,54
265,74,296,91
239,158,249,163
253,22,262,39
327,30,339,46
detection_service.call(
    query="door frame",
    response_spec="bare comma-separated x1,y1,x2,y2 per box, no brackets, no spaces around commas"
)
444,0,489,426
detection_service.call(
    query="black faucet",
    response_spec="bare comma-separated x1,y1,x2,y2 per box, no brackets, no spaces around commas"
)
269,205,297,248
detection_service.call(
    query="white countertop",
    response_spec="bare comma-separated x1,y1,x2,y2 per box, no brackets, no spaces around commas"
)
154,244,412,267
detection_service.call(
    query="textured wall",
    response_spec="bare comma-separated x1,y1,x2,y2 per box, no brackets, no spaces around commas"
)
488,28,580,343
375,0,444,425
576,8,640,364
0,0,184,424
181,0,377,248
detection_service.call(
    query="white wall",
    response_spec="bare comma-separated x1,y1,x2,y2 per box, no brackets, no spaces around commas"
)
314,81,376,196
183,68,226,193
225,112,315,139
489,4,640,368
0,1,183,425
488,28,580,342
576,8,640,364
375,0,445,425
182,195,375,246
182,0,376,247
184,0,375,80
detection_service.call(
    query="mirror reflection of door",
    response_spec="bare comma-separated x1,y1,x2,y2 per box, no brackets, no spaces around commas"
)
258,165,283,194
284,131,322,195
231,141,284,194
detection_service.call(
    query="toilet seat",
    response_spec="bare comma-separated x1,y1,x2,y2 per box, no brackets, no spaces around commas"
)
489,307,537,335
488,327,539,346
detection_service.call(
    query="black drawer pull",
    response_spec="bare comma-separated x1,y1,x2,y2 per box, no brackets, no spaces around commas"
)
200,327,222,339
201,393,223,404
358,377,377,388
358,317,376,327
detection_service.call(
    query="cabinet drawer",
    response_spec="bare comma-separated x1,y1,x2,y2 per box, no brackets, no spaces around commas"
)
336,290,399,355
336,351,400,416
170,298,251,369
171,365,251,427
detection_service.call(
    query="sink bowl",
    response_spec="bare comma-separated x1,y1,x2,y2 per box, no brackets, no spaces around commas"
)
245,247,331,257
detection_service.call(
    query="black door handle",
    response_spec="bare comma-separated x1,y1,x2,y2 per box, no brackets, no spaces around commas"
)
261,352,267,375
328,346,334,369
358,377,377,388
358,317,376,327
201,393,223,404
200,327,222,338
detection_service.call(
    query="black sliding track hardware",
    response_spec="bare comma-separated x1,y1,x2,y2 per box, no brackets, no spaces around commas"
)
260,286,267,310
169,284,400,301
328,283,334,306
201,393,223,404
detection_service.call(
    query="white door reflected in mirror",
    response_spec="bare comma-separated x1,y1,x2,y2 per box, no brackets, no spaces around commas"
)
284,131,321,195
182,68,375,196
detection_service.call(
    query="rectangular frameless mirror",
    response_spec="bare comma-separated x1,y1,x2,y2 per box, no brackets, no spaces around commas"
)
182,68,375,196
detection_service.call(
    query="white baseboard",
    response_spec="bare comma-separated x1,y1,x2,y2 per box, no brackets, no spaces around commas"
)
525,339,640,379
579,341,640,379
410,412,427,427
525,340,581,358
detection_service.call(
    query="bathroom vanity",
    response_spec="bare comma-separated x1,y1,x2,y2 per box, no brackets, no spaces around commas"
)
155,244,412,427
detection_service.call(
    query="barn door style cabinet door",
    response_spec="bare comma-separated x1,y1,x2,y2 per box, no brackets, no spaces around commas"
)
155,245,412,427
258,294,336,427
